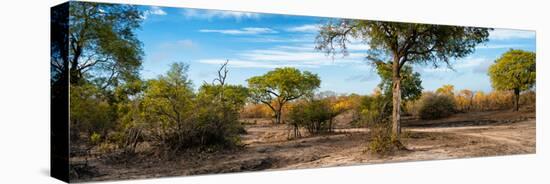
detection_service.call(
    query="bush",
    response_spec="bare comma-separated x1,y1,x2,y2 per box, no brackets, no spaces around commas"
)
356,94,396,155
70,84,116,143
367,121,395,155
417,93,456,120
288,99,333,137
140,63,247,153
359,94,391,126
240,104,272,119
520,90,536,109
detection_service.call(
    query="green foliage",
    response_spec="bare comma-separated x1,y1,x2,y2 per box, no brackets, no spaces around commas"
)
436,84,455,96
198,84,249,111
193,82,249,146
349,92,396,155
359,94,392,126
367,121,395,156
417,92,456,120
356,93,395,155
488,49,536,91
69,1,143,85
90,132,102,145
316,20,491,67
288,99,333,136
142,63,194,133
376,63,423,102
70,84,116,140
247,67,321,124
315,19,490,140
140,63,196,149
113,90,146,153
488,49,536,111
138,62,245,151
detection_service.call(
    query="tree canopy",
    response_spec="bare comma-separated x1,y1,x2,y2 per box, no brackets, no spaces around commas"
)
247,67,321,124
488,49,536,111
315,19,490,141
141,63,195,136
436,84,455,96
376,63,423,102
68,2,143,86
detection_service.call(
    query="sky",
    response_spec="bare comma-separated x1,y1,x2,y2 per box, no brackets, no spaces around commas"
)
136,5,536,95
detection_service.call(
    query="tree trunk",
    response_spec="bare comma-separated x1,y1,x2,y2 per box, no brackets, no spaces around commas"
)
275,107,282,124
514,88,520,111
391,60,402,141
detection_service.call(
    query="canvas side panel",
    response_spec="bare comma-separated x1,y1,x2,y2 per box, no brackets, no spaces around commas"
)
50,2,70,183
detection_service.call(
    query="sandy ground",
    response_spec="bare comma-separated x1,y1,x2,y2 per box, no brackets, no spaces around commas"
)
74,110,535,182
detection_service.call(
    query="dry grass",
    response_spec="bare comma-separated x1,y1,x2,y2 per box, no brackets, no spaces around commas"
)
70,109,536,182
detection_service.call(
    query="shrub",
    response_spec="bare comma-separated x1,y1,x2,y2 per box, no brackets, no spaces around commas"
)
417,93,456,120
367,121,395,155
70,84,116,143
240,104,272,119
359,94,391,125
140,63,247,153
356,94,396,155
288,99,333,137
520,90,536,109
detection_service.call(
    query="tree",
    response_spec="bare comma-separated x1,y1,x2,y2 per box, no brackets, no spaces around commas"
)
70,84,115,141
194,62,249,147
457,89,474,111
436,84,455,96
247,67,321,124
288,99,333,137
68,2,143,86
417,92,456,120
315,20,490,142
141,63,195,146
376,63,423,102
488,49,536,111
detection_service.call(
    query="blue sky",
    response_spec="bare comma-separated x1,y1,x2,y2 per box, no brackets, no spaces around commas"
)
136,5,536,95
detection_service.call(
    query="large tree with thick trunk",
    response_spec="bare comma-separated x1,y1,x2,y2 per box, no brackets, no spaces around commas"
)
315,20,490,143
488,49,536,111
247,67,321,124
67,2,143,87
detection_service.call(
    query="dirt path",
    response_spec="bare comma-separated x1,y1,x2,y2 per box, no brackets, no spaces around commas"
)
77,111,536,182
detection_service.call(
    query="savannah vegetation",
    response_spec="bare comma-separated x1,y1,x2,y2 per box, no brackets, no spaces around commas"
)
56,2,536,181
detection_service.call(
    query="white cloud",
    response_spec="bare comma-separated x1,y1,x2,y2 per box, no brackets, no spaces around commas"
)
346,73,377,82
286,24,322,32
477,43,528,49
240,46,364,64
421,57,492,74
142,6,167,19
198,59,312,69
182,9,259,21
455,57,487,69
173,39,195,48
489,29,535,40
238,36,315,43
422,67,453,73
200,27,277,35
159,39,197,49
198,43,367,69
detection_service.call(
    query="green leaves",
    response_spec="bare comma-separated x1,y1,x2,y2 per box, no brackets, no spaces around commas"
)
488,49,536,91
315,19,490,139
141,63,195,130
70,84,115,136
247,67,321,124
69,2,143,86
315,20,491,68
376,63,423,102
288,99,333,134
247,67,321,103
